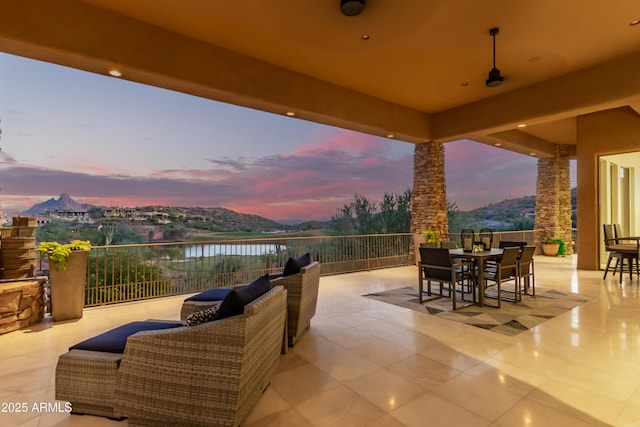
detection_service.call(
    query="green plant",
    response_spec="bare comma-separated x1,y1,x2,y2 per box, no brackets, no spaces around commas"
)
421,230,440,245
543,237,566,256
37,240,91,270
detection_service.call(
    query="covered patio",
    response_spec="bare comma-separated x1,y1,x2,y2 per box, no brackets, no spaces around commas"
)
2,1,640,269
3,256,640,426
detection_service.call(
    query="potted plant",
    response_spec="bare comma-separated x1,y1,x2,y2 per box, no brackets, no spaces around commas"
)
37,240,91,321
421,229,440,246
542,237,566,257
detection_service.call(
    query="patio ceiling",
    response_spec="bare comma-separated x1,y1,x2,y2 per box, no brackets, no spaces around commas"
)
1,1,640,158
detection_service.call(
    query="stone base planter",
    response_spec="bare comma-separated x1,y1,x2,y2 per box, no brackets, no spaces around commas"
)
0,278,46,335
50,250,89,321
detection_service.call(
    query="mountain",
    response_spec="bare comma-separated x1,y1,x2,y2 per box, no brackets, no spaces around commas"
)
23,193,95,215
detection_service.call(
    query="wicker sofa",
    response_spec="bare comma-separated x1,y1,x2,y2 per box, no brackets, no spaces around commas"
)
180,261,321,347
55,285,287,427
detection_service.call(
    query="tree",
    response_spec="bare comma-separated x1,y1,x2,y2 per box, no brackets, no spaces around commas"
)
102,221,116,245
330,189,412,235
353,194,380,234
112,224,145,244
447,200,472,233
379,189,412,233
36,219,72,243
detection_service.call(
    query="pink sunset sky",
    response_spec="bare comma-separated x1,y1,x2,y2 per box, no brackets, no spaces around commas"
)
0,53,575,221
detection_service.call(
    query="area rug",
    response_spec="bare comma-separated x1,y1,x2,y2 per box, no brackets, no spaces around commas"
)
363,286,591,336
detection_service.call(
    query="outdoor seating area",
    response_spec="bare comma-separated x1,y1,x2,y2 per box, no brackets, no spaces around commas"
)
418,242,537,310
3,255,640,426
47,253,320,426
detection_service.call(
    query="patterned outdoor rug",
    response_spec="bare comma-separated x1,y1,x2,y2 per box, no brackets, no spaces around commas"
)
363,286,591,336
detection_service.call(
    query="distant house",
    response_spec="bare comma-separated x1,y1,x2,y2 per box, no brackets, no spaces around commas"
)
520,209,536,218
50,210,92,223
103,207,126,218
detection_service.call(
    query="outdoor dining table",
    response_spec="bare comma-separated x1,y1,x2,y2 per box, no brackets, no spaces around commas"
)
449,248,503,307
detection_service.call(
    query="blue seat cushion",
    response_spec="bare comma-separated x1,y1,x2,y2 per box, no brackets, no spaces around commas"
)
214,274,271,320
282,252,312,277
184,287,232,302
69,321,183,354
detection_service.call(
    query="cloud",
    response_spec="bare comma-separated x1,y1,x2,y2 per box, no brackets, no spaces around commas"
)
0,131,414,220
0,134,559,220
444,140,537,210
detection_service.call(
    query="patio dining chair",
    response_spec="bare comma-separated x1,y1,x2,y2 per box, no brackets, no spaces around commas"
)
602,224,634,281
418,247,474,310
516,245,536,296
483,246,520,306
613,224,640,281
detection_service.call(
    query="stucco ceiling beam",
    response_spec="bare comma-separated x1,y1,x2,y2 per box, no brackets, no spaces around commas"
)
432,52,640,142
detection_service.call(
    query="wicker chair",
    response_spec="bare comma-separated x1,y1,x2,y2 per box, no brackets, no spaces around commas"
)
56,286,287,427
270,261,321,346
180,261,321,347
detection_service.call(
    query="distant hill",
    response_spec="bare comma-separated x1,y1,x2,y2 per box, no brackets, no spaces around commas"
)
21,194,290,232
24,193,95,215
470,195,537,217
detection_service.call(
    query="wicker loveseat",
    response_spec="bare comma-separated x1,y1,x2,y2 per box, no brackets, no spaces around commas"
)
55,285,287,427
180,260,321,347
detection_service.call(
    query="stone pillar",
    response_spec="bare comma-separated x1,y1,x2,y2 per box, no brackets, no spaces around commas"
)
410,142,448,262
534,145,573,255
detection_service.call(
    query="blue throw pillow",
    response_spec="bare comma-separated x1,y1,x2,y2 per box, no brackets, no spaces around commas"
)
184,287,232,302
214,274,271,320
69,321,183,354
282,252,312,277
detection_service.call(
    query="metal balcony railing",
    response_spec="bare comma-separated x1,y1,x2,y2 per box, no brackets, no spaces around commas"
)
81,233,413,306
38,230,536,307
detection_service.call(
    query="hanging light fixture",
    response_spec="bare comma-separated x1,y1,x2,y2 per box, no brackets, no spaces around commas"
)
486,27,504,87
341,0,365,17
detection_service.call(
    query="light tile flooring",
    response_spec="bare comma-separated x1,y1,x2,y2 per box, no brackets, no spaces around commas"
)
2,255,640,426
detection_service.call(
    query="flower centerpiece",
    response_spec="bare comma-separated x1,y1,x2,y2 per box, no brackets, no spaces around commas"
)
37,240,91,270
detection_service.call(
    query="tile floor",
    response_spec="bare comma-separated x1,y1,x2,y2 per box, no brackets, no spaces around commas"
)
2,255,640,426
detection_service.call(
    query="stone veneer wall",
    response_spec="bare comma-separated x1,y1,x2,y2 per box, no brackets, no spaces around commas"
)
534,145,573,255
410,142,449,262
0,279,46,335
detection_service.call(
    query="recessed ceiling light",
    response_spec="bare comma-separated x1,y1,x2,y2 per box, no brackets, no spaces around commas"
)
630,19,640,26
362,34,370,40
285,111,295,117
517,123,527,128
529,152,536,156
494,142,502,147
461,82,469,87
386,133,395,139
108,69,122,77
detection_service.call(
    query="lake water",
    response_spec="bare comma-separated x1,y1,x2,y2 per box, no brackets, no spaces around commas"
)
184,243,284,258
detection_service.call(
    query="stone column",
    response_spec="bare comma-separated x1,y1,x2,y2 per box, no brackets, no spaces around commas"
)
410,142,448,262
534,145,573,255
